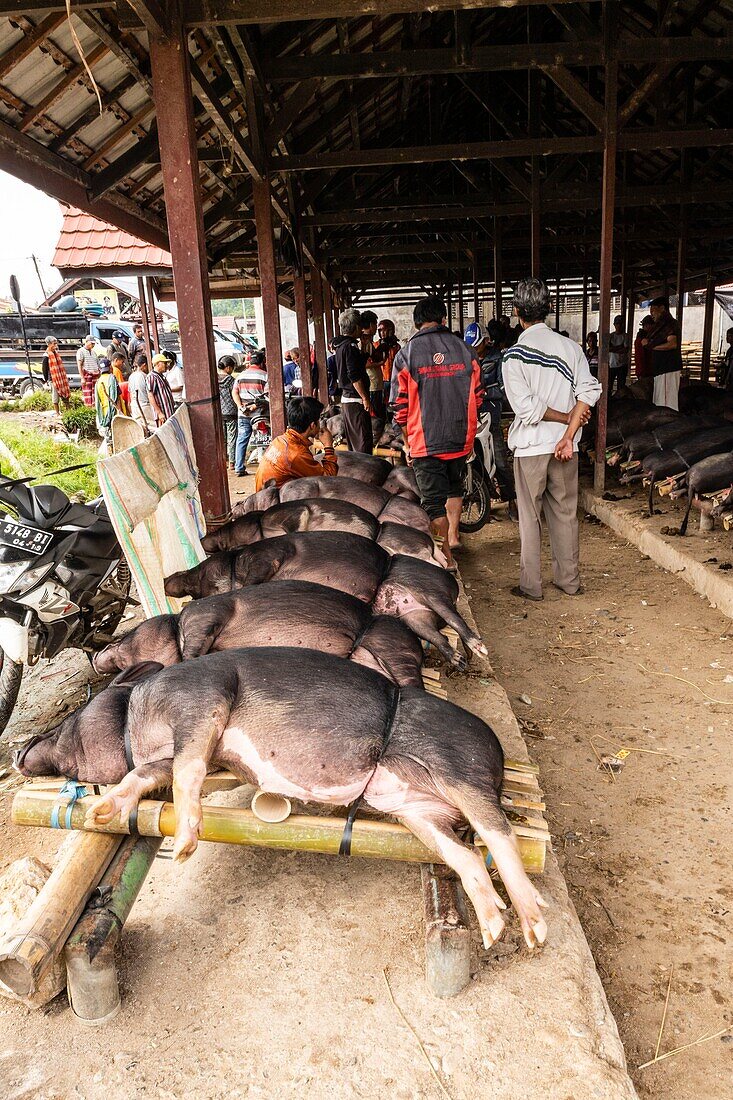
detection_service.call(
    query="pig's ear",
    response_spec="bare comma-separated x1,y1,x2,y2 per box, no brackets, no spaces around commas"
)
110,661,164,688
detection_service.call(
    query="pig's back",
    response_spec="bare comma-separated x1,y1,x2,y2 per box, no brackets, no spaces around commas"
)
220,581,372,651
281,476,390,517
248,531,390,596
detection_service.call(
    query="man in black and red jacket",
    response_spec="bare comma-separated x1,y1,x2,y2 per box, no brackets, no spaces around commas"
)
392,296,483,569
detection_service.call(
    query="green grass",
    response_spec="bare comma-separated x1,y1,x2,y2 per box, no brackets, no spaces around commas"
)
0,420,99,499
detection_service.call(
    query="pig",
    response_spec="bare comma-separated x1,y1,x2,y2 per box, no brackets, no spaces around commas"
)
201,498,446,568
18,648,548,950
237,477,431,534
333,451,420,499
639,425,733,513
94,581,460,684
164,531,486,665
678,450,733,535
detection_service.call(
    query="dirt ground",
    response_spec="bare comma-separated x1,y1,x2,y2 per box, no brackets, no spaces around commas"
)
0,465,730,1097
459,495,733,1098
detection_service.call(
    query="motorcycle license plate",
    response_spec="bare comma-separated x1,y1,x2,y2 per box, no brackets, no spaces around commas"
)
0,519,53,556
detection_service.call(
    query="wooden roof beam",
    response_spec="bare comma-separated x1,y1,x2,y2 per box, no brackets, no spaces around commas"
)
262,38,733,80
78,11,153,96
181,0,584,27
543,66,605,130
0,13,66,80
19,43,108,132
124,0,172,39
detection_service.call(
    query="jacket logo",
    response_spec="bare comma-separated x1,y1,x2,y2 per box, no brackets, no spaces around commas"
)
433,353,444,365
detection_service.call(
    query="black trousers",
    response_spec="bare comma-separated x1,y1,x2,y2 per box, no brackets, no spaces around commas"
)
341,402,373,454
491,424,516,502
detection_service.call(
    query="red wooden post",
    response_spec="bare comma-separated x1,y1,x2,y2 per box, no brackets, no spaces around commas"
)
310,267,328,404
700,271,716,384
146,278,160,353
493,220,503,319
676,218,687,330
137,276,152,365
252,176,286,436
594,49,619,494
323,280,335,345
293,273,311,392
472,247,480,322
149,27,229,526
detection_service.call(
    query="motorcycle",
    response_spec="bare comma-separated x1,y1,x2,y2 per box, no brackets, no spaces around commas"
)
459,409,497,533
0,476,131,734
245,396,272,467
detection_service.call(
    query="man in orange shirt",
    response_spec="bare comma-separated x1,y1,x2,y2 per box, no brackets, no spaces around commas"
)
255,396,339,491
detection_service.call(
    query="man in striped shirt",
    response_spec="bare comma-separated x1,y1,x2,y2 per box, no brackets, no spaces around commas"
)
147,353,176,425
233,350,269,475
502,278,601,601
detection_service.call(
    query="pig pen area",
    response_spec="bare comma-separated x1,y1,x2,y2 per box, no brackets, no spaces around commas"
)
460,508,733,1099
0,480,638,1100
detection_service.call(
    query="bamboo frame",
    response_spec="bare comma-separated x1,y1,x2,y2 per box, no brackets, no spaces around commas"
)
11,788,547,876
0,831,122,998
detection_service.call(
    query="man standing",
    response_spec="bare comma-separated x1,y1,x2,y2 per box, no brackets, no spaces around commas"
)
282,350,298,396
608,314,630,394
94,358,123,454
218,355,238,470
255,396,338,491
463,321,518,521
42,336,70,415
128,323,145,363
233,350,268,475
332,308,373,453
643,297,683,410
76,334,101,407
147,353,176,426
374,319,400,406
106,331,130,374
502,278,600,601
128,353,155,431
392,296,483,570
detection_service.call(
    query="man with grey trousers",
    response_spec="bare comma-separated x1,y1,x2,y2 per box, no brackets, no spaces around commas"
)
502,278,602,600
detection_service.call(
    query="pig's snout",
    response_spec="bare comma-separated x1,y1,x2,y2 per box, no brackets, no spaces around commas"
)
201,531,222,553
165,570,193,598
14,733,56,777
92,645,121,674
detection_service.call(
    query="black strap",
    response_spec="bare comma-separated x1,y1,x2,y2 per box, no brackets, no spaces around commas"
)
123,724,139,836
229,552,237,592
339,688,400,857
671,447,691,470
187,396,216,407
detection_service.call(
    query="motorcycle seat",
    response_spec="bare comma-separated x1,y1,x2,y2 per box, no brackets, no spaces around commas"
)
66,523,119,560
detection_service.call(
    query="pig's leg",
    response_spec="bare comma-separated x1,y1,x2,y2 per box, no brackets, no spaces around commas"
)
84,759,173,829
400,609,468,671
170,706,230,862
421,595,488,659
470,821,548,950
397,809,508,948
178,607,223,660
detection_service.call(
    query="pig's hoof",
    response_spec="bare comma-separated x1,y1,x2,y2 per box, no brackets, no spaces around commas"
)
84,791,137,828
481,913,506,949
450,650,468,671
172,832,199,863
514,888,549,950
468,638,489,658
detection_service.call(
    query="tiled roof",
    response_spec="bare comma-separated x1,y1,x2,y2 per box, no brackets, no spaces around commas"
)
52,206,172,272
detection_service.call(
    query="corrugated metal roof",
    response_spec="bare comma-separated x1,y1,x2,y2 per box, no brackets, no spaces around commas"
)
51,205,172,272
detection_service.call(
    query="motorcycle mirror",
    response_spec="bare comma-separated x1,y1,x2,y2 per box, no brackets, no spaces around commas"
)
9,275,20,303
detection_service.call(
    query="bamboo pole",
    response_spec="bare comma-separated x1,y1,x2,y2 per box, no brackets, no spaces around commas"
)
0,830,122,998
65,835,161,1024
12,790,546,875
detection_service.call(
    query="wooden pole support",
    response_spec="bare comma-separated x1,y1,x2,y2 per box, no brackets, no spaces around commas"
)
11,791,547,874
0,830,122,998
65,834,161,1025
421,863,471,997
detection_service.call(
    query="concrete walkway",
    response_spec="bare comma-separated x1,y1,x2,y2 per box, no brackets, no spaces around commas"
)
450,579,638,1099
580,486,733,620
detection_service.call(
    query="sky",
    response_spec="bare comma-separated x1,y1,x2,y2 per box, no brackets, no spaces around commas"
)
0,171,64,308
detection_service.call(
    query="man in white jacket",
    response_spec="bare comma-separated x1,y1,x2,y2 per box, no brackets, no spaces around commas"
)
502,278,602,600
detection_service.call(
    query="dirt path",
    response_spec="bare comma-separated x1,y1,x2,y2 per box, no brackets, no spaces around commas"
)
459,505,733,1098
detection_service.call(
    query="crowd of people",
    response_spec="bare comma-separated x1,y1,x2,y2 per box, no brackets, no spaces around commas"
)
41,324,184,451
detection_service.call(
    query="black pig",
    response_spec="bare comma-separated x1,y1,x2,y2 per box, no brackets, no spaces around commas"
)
20,648,547,950
94,581,453,684
165,531,485,664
